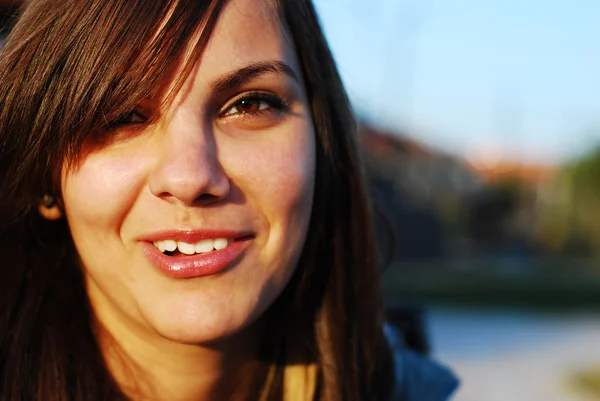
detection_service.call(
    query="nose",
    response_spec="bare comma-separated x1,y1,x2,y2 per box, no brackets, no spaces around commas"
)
148,114,230,206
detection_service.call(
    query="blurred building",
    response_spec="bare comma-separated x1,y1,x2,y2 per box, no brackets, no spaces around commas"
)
360,124,482,262
360,123,567,267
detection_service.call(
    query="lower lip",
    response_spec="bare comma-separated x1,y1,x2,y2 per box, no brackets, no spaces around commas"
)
142,239,250,279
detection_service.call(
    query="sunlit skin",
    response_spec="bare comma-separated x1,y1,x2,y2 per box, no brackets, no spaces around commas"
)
59,1,316,399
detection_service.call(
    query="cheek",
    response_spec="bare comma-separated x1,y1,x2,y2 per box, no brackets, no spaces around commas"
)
225,123,316,249
266,147,315,227
61,152,150,241
251,148,314,209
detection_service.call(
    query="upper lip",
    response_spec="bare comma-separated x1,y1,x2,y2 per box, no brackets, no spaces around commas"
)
140,228,254,244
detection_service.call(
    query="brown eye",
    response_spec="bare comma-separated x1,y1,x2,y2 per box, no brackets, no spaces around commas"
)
221,92,287,117
128,111,147,123
110,110,148,127
236,98,262,114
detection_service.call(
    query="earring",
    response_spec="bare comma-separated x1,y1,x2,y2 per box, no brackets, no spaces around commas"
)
38,194,62,220
41,194,56,209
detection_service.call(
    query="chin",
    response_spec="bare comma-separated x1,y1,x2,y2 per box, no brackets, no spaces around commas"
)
144,298,263,345
150,316,239,345
156,325,232,345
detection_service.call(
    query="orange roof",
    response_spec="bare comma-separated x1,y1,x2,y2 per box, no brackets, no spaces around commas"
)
469,161,557,184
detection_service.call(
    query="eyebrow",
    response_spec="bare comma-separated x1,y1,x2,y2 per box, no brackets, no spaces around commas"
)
210,60,300,93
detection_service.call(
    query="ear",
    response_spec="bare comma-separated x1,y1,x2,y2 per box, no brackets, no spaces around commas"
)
38,195,63,221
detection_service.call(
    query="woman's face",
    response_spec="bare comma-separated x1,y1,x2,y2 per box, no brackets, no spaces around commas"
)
61,0,316,344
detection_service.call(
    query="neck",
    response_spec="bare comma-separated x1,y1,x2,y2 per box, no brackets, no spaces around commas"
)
92,299,265,401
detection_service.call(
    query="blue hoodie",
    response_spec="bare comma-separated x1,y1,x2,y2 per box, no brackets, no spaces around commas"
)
386,324,459,400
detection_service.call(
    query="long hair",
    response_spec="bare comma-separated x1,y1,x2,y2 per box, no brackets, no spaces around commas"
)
0,1,394,400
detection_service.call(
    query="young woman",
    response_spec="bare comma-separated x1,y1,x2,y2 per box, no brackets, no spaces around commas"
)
0,0,458,399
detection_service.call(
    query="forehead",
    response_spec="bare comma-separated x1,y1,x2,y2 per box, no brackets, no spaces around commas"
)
191,0,298,86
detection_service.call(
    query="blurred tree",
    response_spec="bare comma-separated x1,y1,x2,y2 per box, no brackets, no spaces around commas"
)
566,147,600,257
536,144,600,259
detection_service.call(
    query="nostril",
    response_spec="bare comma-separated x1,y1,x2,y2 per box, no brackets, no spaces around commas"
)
194,193,221,204
148,155,230,204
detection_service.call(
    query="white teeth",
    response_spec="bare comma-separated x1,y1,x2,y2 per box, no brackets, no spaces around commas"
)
164,240,177,252
153,238,230,254
194,239,214,253
177,241,196,255
153,240,177,252
214,238,228,250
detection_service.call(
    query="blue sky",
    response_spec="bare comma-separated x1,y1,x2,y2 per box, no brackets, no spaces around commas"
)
314,0,600,164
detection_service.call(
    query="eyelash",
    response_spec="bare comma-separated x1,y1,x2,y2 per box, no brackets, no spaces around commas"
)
109,91,287,128
108,110,148,128
220,91,288,118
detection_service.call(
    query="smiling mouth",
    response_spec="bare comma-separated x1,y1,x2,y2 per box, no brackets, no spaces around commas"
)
153,236,252,256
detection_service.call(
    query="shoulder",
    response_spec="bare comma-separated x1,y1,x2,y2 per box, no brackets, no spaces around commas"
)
385,323,459,401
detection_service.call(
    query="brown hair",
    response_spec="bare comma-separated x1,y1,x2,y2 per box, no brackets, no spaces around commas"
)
0,0,394,400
